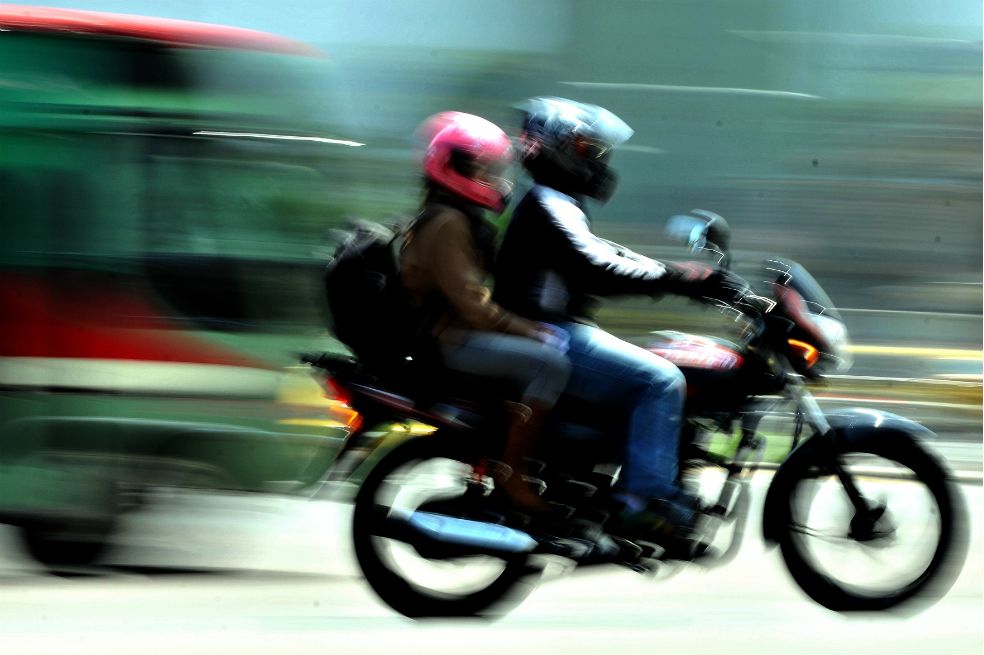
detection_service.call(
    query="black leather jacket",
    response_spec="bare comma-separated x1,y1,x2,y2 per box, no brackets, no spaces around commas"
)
494,185,712,323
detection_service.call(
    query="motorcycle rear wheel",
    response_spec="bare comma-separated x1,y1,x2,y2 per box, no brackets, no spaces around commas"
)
352,436,537,618
777,435,967,612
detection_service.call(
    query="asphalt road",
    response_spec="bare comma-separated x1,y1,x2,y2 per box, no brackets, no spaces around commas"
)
1,475,980,655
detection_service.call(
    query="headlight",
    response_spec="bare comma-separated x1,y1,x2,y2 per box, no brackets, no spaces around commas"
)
812,314,853,372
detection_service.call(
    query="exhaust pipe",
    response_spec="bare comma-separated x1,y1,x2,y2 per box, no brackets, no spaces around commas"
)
389,511,537,558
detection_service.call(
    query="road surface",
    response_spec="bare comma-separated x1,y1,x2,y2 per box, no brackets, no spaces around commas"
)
1,474,980,655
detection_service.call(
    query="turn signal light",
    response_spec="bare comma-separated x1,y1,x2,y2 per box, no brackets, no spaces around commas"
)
323,376,354,406
328,406,362,432
788,339,819,368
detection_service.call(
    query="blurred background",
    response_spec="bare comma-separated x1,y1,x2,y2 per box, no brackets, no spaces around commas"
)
0,1,980,649
1,0,979,467
2,1,980,328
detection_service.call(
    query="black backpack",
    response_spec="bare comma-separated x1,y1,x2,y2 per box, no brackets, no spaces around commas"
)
324,219,421,371
325,199,489,374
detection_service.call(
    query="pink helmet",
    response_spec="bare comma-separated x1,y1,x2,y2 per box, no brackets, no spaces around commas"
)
420,112,514,213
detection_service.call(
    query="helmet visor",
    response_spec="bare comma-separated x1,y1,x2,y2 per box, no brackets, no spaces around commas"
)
573,136,614,160
585,107,633,148
518,97,634,150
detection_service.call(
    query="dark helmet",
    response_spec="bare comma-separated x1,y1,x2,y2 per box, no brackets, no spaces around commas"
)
517,97,633,202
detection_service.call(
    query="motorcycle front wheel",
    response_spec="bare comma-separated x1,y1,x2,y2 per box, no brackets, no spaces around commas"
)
351,436,537,618
777,434,968,612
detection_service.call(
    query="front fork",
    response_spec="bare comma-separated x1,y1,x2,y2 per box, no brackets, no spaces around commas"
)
788,380,878,524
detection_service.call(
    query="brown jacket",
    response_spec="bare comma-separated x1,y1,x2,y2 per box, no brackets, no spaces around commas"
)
400,204,539,344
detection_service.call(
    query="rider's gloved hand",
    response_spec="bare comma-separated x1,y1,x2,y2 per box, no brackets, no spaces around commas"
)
702,267,753,304
659,262,752,306
737,292,776,316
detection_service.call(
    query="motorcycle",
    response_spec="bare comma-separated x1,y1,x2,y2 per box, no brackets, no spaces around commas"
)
301,211,968,618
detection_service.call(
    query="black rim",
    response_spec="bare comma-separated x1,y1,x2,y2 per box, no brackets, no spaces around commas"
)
782,443,955,609
352,438,532,616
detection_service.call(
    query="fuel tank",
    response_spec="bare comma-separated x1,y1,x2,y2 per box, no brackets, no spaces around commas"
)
646,331,749,411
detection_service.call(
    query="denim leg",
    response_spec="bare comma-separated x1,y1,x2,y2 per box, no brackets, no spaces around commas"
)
552,322,687,499
440,332,572,407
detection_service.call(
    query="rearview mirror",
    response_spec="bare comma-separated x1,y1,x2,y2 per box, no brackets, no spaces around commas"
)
665,214,709,250
665,210,731,268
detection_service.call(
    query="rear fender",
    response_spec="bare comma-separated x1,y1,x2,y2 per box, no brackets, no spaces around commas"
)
322,424,467,491
761,409,934,545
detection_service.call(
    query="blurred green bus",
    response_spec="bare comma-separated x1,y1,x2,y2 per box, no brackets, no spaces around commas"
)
0,6,365,566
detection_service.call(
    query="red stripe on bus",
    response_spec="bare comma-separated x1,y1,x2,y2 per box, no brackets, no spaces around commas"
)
0,5,324,57
0,272,271,369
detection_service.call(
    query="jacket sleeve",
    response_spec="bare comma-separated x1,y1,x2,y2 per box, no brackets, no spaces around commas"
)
428,212,540,337
539,193,718,298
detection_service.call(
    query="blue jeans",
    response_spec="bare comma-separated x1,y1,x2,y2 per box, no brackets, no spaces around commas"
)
551,322,686,500
440,332,571,408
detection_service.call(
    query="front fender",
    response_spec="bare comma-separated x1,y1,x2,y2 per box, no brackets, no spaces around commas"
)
761,409,934,545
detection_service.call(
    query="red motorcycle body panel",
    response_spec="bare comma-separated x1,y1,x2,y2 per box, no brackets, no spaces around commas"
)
646,333,745,406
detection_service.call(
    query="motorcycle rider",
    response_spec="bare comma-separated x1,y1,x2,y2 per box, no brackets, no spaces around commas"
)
400,111,571,512
494,98,750,547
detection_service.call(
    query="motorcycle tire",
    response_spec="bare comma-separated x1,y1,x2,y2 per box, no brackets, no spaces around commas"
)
777,433,968,612
352,436,537,618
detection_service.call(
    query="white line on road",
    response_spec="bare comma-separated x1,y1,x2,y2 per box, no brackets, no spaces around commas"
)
558,81,823,100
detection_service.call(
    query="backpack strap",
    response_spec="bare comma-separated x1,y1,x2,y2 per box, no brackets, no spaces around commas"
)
392,203,448,269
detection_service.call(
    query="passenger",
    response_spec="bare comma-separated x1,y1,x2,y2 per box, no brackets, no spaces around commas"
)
400,112,571,513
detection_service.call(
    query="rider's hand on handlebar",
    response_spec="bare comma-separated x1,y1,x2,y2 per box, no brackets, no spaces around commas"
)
664,263,752,305
704,268,753,304
737,292,776,316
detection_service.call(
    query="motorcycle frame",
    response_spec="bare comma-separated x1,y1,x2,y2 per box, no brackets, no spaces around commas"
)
304,301,935,566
